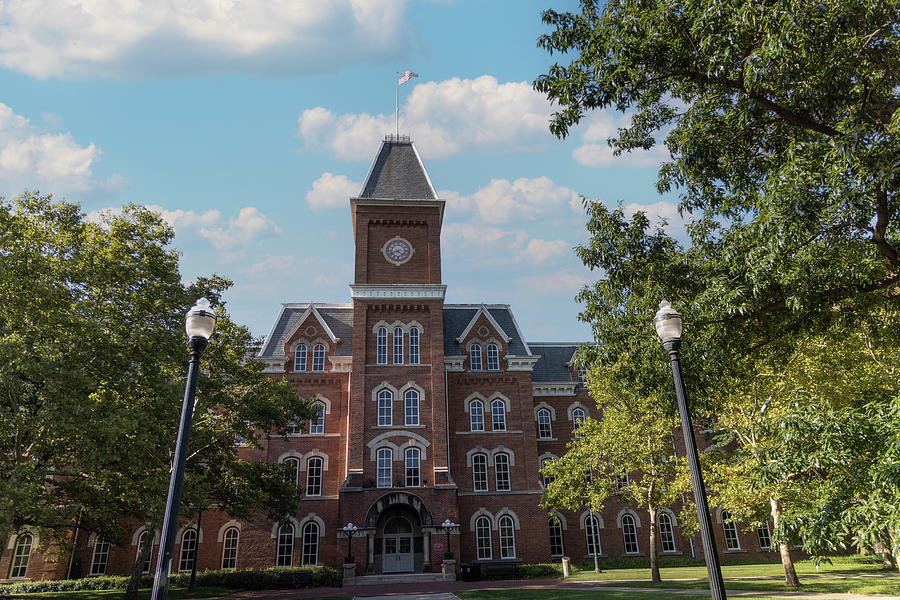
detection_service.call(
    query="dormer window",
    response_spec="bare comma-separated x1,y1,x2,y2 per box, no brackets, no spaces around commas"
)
487,344,499,370
470,344,483,371
294,345,307,371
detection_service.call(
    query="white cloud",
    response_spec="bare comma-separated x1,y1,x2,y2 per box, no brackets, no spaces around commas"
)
199,206,281,253
441,176,581,225
306,172,360,210
441,222,569,267
573,111,671,168
0,103,119,195
0,0,414,79
298,76,554,161
517,271,591,295
86,204,221,229
521,238,570,265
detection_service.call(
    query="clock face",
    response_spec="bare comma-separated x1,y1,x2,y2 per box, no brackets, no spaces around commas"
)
382,237,414,265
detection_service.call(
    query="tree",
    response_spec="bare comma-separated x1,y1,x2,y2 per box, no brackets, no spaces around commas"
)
542,365,686,582
0,192,315,594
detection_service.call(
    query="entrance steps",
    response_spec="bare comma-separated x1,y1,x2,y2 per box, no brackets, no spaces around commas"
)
349,572,447,586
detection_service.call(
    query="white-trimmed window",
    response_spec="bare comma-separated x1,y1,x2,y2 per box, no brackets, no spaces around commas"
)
491,399,506,431
309,402,325,434
376,327,388,364
137,530,152,573
472,453,488,491
722,510,741,550
393,327,404,363
90,537,111,576
294,344,307,371
499,515,516,559
572,408,586,437
659,513,676,553
286,421,301,436
283,457,300,486
409,327,420,364
622,514,639,554
475,516,492,560
301,522,318,566
757,522,773,550
549,518,564,557
405,447,421,487
469,399,485,431
487,344,499,370
404,389,420,426
541,458,555,489
9,533,32,578
616,470,629,490
178,529,197,573
537,408,552,438
378,389,393,426
377,448,392,488
577,366,587,387
470,344,483,370
276,523,294,566
222,528,239,570
495,452,511,491
586,516,602,557
306,457,323,496
312,344,325,371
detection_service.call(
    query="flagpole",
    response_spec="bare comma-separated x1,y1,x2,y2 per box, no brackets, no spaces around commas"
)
395,71,399,138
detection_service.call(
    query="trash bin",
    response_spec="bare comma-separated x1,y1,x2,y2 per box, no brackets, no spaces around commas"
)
460,563,480,581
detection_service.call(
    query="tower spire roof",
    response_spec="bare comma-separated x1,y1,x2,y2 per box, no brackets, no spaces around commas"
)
358,135,437,200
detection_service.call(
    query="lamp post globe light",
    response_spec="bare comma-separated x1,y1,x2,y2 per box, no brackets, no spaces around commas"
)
654,300,727,600
342,523,358,564
151,299,217,600
440,519,457,560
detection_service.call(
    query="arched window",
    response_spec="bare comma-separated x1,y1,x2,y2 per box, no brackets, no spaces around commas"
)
409,327,420,364
572,408,586,437
221,527,239,570
494,452,511,491
283,457,300,486
9,533,33,578
301,522,319,566
376,327,388,364
487,344,499,370
405,447,421,487
276,523,294,566
475,516,492,560
377,389,393,426
393,326,404,363
622,514,639,554
616,469,629,489
721,510,741,550
491,399,506,431
498,515,516,559
377,448,392,488
541,458,555,489
309,402,325,434
469,399,485,431
404,389,420,426
312,344,325,371
293,345,307,371
537,408,552,438
549,517,564,557
757,522,773,550
306,457,323,496
470,344,483,370
137,530,152,573
178,529,197,573
586,515,602,557
658,513,676,553
472,453,488,491
90,537,111,575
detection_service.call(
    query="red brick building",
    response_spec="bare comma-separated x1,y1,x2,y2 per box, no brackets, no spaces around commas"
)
2,137,779,582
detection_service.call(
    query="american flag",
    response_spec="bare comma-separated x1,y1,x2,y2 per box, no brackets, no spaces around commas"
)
398,70,418,85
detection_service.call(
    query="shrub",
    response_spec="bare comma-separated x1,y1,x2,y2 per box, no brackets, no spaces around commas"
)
516,563,563,579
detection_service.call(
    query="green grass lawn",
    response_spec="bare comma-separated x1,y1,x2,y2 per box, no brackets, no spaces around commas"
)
457,590,771,600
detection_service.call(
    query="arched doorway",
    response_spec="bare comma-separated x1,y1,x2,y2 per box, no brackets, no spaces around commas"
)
381,513,415,573
365,492,433,574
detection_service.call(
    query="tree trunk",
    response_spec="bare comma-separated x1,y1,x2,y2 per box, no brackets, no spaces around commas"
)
125,524,155,600
770,497,800,587
649,505,661,583
880,529,897,571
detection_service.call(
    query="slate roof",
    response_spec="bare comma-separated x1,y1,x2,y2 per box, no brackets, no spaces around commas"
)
359,139,437,200
257,304,354,358
528,343,580,383
442,305,531,357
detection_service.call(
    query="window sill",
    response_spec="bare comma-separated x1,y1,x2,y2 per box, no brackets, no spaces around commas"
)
725,548,748,553
537,437,558,442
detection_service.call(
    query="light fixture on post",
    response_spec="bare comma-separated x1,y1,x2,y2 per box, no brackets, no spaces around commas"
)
440,519,457,560
654,300,726,600
151,298,217,600
342,522,358,564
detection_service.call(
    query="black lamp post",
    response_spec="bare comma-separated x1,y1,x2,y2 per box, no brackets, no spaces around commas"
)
342,523,358,564
151,299,217,600
654,300,726,600
440,519,457,560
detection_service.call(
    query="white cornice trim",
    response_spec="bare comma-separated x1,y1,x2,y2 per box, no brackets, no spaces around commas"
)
455,304,512,344
532,382,577,397
257,305,286,357
350,284,446,300
329,356,353,372
505,355,540,371
258,357,286,373
444,356,464,372
280,304,340,347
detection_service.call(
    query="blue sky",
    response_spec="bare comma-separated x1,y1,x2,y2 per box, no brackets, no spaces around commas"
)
0,0,682,342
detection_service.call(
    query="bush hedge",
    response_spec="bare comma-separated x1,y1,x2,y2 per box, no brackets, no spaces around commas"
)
515,563,564,579
0,566,340,595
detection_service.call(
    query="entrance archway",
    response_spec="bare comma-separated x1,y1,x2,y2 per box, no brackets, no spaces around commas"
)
365,492,433,574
